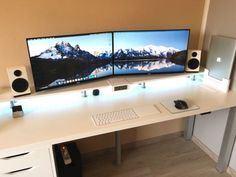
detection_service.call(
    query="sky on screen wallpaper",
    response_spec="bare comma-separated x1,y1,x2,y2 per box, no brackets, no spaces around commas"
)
27,33,112,58
114,30,189,52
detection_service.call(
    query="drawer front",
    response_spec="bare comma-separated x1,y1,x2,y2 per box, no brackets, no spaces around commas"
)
0,164,54,177
0,147,52,174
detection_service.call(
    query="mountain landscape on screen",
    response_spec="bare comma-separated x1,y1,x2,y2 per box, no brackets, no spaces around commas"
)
36,41,112,60
30,41,112,89
114,45,178,59
114,45,187,73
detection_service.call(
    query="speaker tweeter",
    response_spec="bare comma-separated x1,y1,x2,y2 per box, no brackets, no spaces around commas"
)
185,50,201,72
7,66,31,97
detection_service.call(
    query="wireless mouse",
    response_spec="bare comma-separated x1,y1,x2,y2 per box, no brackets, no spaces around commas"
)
174,100,188,110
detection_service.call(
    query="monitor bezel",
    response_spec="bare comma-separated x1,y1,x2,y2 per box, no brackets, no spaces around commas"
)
112,29,190,76
26,29,190,92
26,31,114,92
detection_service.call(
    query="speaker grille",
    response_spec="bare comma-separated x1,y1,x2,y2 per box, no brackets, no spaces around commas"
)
188,58,200,70
12,78,29,93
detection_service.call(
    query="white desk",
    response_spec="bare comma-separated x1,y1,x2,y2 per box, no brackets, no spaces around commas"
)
0,73,236,176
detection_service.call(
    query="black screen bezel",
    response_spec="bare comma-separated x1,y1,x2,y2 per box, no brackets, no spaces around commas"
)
26,29,190,92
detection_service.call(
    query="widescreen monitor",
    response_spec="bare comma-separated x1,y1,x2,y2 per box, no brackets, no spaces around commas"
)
26,32,113,91
113,29,190,75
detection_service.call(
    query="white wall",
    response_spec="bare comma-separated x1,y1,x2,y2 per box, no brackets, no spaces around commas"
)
194,0,236,171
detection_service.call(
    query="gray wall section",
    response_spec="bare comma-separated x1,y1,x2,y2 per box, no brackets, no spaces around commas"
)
194,109,229,155
202,0,236,90
230,144,236,171
194,0,236,171
203,0,236,50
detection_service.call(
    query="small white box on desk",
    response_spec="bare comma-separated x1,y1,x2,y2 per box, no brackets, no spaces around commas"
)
107,78,130,92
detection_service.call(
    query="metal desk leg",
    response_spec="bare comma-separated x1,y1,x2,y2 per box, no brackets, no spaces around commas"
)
216,107,236,172
115,131,121,165
184,115,196,140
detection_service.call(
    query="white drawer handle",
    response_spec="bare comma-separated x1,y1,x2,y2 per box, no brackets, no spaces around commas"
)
5,167,33,175
1,152,30,160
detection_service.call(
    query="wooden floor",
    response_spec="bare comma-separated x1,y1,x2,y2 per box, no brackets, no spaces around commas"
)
82,136,231,177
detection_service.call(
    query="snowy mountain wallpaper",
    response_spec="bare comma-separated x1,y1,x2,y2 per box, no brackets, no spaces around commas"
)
113,30,189,74
27,30,189,91
27,33,113,90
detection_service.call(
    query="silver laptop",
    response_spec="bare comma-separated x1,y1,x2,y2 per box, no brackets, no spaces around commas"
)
206,35,236,80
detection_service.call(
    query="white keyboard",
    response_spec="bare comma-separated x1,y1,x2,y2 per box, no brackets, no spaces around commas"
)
92,108,139,126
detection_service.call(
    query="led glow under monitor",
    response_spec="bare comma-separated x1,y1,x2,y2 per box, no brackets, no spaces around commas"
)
26,32,113,91
113,29,190,75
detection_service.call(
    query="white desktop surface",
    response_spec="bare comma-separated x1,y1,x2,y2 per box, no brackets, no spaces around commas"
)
0,74,236,154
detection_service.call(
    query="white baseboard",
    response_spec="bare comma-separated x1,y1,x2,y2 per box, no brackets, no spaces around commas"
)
192,136,218,162
192,136,236,177
227,167,236,177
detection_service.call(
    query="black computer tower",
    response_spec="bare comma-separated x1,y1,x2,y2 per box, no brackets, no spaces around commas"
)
53,142,82,177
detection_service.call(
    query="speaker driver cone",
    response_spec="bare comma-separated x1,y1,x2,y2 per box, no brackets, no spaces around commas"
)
188,58,200,70
12,78,29,92
191,52,198,57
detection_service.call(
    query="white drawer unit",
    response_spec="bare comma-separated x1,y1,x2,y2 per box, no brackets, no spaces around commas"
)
0,166,52,177
0,147,54,177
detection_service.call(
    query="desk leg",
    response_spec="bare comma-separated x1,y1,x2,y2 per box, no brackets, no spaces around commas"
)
216,107,236,173
184,115,196,140
115,131,121,165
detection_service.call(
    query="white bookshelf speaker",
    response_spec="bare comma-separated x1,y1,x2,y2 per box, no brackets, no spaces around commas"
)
185,50,201,72
7,66,31,97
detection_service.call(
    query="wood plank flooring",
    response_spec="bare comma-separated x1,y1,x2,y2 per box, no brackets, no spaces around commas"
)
82,136,231,177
